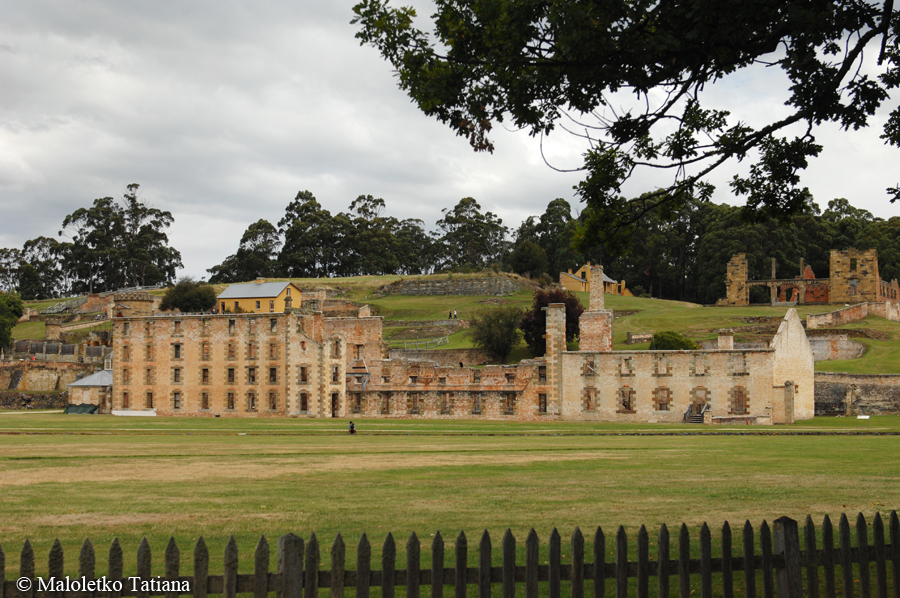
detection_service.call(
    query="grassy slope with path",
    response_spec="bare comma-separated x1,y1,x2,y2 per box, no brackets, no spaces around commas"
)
0,412,898,576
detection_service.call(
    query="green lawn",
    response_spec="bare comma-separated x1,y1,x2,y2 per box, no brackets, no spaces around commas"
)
0,412,898,578
364,289,536,322
10,319,46,340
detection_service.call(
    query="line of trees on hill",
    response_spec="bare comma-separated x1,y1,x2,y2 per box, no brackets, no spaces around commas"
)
207,191,900,305
206,192,510,282
1,184,898,306
594,196,900,304
0,184,182,300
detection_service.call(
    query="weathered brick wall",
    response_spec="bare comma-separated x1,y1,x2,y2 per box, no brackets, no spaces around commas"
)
0,362,96,392
808,336,866,362
374,276,526,297
0,391,68,409
80,294,107,313
560,348,777,422
578,311,613,352
829,248,881,303
717,254,749,306
807,301,899,329
868,301,900,322
814,373,900,415
559,309,814,423
345,358,554,421
387,348,491,367
807,302,869,329
112,311,381,418
325,317,385,365
771,309,815,420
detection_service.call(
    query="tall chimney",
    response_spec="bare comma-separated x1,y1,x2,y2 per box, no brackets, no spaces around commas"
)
590,266,605,311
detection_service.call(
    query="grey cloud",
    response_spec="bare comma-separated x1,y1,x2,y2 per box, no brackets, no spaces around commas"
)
1,0,897,278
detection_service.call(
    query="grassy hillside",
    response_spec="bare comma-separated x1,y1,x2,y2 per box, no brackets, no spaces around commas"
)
14,274,899,372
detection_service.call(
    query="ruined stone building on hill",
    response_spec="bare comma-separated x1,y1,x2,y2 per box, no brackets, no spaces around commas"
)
718,248,900,306
109,271,815,423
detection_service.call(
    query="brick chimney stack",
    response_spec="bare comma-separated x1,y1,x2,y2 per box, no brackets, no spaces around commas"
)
578,264,613,352
590,266,605,311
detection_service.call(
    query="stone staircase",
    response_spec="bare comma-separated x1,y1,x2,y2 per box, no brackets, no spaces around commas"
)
7,369,23,390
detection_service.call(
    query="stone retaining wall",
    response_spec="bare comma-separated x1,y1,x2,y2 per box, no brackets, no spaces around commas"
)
0,362,97,392
807,301,899,329
814,372,900,415
374,276,526,297
0,391,68,409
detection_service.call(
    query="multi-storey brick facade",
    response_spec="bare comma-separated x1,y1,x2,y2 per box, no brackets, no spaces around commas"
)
112,310,381,417
110,266,815,423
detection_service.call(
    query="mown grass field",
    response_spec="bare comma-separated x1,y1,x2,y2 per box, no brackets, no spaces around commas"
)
1,412,898,578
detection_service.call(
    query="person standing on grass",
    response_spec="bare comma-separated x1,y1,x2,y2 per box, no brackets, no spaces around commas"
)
349,421,356,435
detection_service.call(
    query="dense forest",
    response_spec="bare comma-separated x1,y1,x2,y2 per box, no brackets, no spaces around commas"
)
1,185,898,306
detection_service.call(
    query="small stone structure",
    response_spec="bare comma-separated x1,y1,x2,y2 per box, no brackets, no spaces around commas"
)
625,332,654,345
374,276,526,297
112,292,156,318
717,249,900,306
68,369,113,413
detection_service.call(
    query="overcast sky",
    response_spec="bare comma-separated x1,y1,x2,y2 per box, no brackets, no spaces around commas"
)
1,1,898,278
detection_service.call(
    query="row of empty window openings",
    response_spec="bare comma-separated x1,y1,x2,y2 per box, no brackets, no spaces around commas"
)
349,392,548,415
123,317,283,336
123,343,283,361
401,369,544,385
584,387,748,414
584,357,746,375
121,367,280,385
120,390,287,411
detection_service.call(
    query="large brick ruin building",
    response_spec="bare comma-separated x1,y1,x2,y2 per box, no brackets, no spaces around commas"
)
110,270,815,423
717,248,900,306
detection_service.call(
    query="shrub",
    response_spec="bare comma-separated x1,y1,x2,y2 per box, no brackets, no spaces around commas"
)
649,331,699,350
519,288,584,356
467,304,524,363
0,291,25,349
159,278,217,313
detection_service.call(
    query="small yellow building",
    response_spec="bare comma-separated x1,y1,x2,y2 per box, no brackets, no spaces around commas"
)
559,263,631,296
217,280,302,314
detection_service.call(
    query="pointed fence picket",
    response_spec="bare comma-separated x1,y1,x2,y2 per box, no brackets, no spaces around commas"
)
2,512,899,598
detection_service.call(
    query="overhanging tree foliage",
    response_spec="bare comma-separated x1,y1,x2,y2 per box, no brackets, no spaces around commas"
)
352,0,900,249
0,292,25,350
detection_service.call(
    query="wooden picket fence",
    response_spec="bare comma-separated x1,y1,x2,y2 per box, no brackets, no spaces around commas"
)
2,512,898,598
